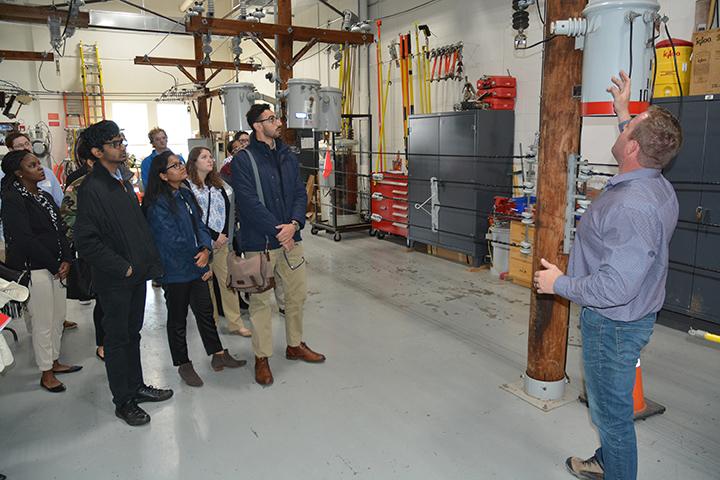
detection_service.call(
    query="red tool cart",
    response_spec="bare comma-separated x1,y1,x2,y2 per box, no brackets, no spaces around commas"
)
370,171,408,239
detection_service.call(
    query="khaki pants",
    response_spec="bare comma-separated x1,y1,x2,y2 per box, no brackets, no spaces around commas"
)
247,243,306,357
273,277,285,310
25,269,66,372
209,246,245,332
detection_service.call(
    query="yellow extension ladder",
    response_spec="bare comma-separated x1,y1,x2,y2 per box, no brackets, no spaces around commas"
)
79,41,106,125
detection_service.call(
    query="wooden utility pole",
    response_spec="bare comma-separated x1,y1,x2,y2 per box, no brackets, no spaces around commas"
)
193,34,211,137
276,0,294,144
525,0,585,394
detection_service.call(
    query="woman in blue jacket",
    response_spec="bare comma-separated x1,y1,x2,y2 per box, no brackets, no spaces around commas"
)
145,151,245,387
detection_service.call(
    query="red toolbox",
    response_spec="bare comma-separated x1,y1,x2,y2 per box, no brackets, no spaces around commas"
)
480,86,517,99
482,98,516,110
371,171,408,238
477,75,517,90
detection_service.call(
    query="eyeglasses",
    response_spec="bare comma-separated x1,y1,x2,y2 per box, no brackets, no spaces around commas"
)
283,250,305,271
257,115,278,124
163,162,185,172
104,139,128,149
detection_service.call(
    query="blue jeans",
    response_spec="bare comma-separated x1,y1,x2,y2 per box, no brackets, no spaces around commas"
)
580,308,655,480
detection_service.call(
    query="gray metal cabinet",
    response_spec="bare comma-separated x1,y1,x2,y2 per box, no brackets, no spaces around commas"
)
655,96,720,332
407,110,515,266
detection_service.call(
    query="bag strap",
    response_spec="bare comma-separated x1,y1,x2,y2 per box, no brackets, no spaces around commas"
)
205,189,211,225
246,149,265,207
228,149,267,254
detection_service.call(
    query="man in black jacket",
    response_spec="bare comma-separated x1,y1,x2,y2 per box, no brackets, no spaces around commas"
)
74,121,173,426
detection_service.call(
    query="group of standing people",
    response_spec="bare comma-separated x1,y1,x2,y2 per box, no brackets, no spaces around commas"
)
1,103,325,426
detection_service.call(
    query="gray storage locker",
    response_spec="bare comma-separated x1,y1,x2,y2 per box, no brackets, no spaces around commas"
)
407,110,515,266
654,95,720,332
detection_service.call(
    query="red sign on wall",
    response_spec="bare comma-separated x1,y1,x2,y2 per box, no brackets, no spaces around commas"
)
47,113,60,120
48,121,61,127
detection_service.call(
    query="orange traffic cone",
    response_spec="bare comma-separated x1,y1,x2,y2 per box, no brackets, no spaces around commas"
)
632,359,647,414
630,356,665,421
579,356,666,421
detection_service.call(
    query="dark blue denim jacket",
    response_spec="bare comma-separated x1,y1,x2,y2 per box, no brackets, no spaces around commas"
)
146,187,212,284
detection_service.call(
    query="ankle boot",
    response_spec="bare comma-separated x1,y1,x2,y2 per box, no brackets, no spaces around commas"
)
211,349,247,371
178,362,203,387
254,356,273,386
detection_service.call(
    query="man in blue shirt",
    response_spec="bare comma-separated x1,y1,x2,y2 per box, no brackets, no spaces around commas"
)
140,127,184,189
231,103,325,386
535,71,682,480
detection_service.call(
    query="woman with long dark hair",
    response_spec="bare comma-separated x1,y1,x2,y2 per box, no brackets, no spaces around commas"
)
1,150,81,392
144,151,245,387
186,146,252,337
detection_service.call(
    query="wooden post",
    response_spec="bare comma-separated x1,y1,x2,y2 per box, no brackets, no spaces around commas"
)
525,0,585,394
276,0,295,145
193,34,210,137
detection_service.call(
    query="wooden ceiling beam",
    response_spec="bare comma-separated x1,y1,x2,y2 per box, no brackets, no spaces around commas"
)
0,50,55,62
133,56,258,71
0,3,90,27
185,16,372,45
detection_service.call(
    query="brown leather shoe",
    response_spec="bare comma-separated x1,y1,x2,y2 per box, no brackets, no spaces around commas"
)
286,342,326,363
255,356,274,386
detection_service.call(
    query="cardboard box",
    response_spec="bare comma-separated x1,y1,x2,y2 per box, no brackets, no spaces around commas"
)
690,29,720,95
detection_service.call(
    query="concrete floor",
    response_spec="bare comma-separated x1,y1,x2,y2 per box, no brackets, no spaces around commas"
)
0,233,718,479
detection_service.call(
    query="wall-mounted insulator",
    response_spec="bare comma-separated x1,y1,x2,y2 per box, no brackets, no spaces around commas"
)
551,17,587,37
48,16,63,51
237,1,248,20
521,210,534,225
519,241,532,255
341,10,359,31
202,32,213,65
190,2,204,16
251,7,265,21
65,0,84,38
231,36,243,62
512,0,533,49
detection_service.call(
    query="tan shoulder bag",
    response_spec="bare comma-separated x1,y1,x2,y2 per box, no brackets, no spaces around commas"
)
226,150,276,293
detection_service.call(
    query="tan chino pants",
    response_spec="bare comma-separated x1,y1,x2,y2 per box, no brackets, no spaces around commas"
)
246,243,306,358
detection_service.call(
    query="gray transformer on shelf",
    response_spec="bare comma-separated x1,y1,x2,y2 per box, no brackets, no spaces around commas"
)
222,82,259,131
654,95,720,333
285,78,320,129
407,110,515,266
316,87,343,133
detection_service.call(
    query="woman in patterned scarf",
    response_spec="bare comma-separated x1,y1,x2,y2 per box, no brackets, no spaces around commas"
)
0,149,80,392
187,146,252,337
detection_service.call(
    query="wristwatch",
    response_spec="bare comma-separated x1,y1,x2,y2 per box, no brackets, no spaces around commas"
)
291,220,300,232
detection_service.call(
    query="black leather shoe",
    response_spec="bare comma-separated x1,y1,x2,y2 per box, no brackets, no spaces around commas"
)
135,384,174,403
115,400,150,426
